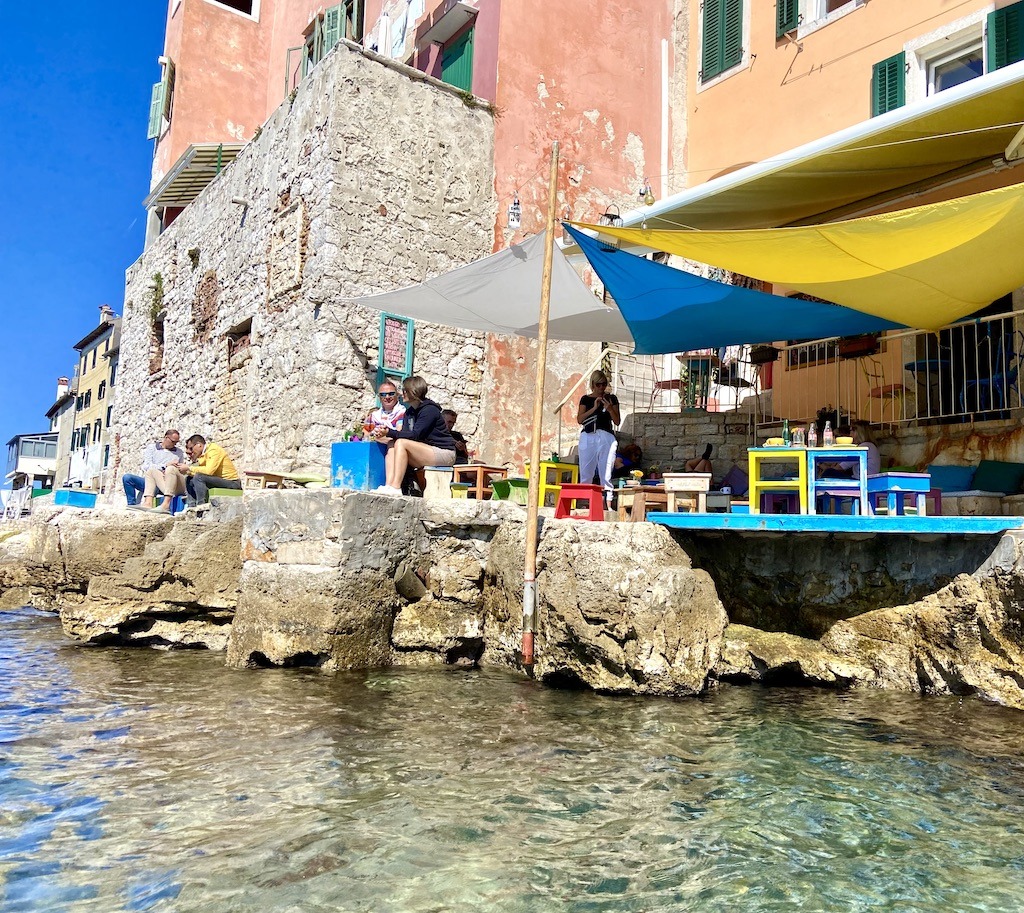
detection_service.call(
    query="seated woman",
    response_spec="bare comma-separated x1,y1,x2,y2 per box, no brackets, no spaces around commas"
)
684,443,713,474
371,375,456,496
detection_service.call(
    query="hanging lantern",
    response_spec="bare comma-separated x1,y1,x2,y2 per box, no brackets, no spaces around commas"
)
507,192,522,230
597,203,623,251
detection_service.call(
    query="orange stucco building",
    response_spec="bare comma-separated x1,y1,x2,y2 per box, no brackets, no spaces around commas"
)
147,0,680,252
637,0,1024,434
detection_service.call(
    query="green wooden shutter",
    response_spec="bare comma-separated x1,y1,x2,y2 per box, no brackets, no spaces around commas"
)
988,1,1024,71
147,82,165,139
323,4,342,53
702,0,723,81
441,28,474,92
871,51,905,116
777,0,798,38
722,0,743,70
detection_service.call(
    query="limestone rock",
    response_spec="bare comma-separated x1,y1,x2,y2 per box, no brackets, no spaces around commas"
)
530,521,727,695
821,571,1024,708
716,624,871,687
227,563,398,671
391,596,483,666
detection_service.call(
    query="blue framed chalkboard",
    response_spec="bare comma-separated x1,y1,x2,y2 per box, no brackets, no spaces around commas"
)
377,312,414,388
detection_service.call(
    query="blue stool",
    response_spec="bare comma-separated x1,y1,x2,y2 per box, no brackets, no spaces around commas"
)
169,495,186,515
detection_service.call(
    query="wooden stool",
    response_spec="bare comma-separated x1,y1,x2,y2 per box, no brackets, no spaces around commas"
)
422,467,454,500
617,486,669,522
554,483,606,521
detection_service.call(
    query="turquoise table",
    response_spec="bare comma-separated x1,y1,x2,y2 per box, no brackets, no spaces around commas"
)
807,446,868,515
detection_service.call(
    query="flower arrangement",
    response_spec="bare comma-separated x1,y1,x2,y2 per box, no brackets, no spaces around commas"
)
340,423,368,442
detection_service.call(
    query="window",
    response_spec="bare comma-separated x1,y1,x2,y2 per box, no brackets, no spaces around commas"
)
928,41,983,95
91,348,97,369
110,361,117,386
302,2,363,77
71,429,79,450
701,0,743,83
205,0,257,15
106,406,113,427
83,390,92,409
988,1,1024,71
871,52,905,116
441,28,474,92
93,420,102,443
97,381,106,400
147,58,175,141
75,395,83,411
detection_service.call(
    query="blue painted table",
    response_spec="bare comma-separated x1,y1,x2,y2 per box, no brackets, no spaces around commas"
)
807,446,868,515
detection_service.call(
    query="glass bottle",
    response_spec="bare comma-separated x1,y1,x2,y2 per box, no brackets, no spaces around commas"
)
823,420,834,447
807,423,818,448
782,418,791,445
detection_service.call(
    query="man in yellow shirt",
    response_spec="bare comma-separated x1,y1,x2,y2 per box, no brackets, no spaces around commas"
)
181,434,242,507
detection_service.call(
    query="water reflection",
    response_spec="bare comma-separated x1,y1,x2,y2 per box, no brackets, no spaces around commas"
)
2,607,1024,912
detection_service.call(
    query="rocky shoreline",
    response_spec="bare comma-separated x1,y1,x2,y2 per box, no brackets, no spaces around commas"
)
3,491,1024,709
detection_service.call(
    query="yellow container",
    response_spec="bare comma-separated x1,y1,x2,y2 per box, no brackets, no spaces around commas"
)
450,482,471,499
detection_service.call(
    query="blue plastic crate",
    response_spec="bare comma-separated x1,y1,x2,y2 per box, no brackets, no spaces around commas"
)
54,489,97,508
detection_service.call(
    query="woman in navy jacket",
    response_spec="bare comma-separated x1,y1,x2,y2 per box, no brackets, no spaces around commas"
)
372,375,456,495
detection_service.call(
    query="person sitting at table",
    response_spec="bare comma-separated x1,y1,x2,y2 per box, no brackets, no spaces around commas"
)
611,442,643,480
818,423,880,478
365,380,406,432
441,409,470,464
371,375,456,496
684,443,713,474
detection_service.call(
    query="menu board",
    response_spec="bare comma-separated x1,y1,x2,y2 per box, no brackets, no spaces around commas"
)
380,313,413,376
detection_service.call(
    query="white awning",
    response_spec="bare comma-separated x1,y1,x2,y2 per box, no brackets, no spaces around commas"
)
144,143,244,210
614,59,1024,232
347,232,632,344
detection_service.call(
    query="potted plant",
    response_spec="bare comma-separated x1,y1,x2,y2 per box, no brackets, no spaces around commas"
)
838,333,880,360
749,344,780,365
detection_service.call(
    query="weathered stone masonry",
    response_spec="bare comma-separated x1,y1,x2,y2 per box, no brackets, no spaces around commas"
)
115,43,497,479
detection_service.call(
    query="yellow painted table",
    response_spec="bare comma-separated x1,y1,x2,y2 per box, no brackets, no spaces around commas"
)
525,460,579,507
748,447,808,515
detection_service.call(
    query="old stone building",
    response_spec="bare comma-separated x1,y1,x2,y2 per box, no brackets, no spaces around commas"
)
116,41,507,478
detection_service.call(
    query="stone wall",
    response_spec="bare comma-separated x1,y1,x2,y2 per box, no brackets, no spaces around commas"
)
626,411,755,479
115,43,496,482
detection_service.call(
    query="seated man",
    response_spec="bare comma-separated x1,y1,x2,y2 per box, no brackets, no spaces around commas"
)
122,429,185,508
365,380,406,432
177,435,242,508
442,409,470,465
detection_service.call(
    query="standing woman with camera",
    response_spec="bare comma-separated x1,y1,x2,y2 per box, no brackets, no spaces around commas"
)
577,370,620,507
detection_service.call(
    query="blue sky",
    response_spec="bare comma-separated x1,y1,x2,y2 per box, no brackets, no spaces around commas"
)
0,4,167,460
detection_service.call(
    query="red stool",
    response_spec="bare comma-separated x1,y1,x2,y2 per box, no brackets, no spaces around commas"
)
554,483,606,521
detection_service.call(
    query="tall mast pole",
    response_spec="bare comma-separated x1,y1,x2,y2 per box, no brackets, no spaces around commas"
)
522,140,560,669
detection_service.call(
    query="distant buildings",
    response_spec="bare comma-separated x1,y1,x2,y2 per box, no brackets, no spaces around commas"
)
4,433,57,495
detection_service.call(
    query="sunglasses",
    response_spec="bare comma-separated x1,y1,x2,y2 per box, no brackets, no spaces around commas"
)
379,392,398,399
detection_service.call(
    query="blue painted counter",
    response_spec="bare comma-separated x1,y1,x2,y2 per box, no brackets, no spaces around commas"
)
647,512,1024,536
331,441,388,491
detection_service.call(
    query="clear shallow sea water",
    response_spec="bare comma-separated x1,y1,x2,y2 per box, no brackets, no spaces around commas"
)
3,606,1024,913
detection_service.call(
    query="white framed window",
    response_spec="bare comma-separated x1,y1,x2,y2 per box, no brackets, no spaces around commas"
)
904,11,988,105
201,0,260,20
796,0,865,38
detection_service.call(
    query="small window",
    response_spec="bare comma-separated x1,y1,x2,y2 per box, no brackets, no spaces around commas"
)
91,348,97,369
75,395,83,411
928,42,983,94
84,390,92,409
45,442,56,459
110,361,118,386
207,0,255,14
987,1,1024,72
98,381,106,400
93,419,103,443
106,406,113,427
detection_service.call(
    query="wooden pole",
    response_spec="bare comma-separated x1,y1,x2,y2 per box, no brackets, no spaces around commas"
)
522,141,560,669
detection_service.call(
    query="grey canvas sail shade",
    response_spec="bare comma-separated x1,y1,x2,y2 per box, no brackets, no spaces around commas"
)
347,232,633,345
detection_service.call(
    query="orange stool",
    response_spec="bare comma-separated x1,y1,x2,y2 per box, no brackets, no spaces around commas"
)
554,483,606,521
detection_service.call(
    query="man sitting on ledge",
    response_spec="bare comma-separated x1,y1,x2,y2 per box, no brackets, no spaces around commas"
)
180,435,242,508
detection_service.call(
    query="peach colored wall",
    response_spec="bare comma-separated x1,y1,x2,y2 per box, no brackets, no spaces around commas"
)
155,0,276,183
263,0,327,106
685,0,998,188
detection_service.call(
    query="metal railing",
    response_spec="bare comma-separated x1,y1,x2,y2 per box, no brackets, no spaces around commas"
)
604,308,1024,431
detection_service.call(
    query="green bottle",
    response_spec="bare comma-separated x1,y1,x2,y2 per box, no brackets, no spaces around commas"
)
782,419,791,445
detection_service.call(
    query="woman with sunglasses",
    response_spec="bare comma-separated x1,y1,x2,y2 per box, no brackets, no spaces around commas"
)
372,375,456,495
365,380,406,432
577,370,620,507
